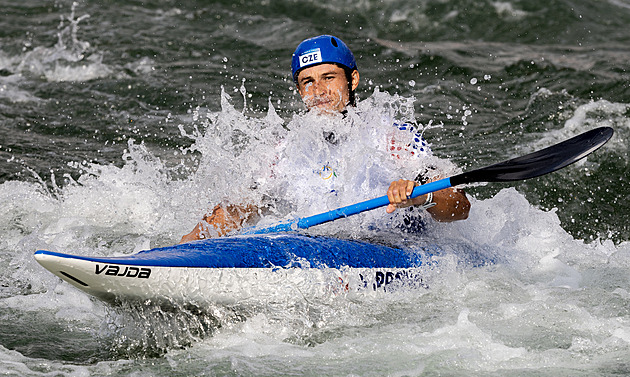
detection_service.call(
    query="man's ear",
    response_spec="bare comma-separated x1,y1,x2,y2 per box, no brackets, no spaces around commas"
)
351,70,360,91
296,80,307,98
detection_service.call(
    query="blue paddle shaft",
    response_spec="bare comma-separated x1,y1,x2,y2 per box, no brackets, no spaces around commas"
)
246,178,452,235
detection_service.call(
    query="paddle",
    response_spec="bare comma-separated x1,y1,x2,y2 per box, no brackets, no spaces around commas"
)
242,127,613,235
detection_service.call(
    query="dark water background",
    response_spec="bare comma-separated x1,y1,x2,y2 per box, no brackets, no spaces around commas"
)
1,0,630,375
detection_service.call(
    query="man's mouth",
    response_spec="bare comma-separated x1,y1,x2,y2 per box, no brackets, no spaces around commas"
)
310,98,331,107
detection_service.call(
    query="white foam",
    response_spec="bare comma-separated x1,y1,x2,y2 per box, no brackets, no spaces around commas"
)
0,343,128,376
0,74,41,103
491,2,529,19
1,4,115,83
535,98,630,154
1,283,104,321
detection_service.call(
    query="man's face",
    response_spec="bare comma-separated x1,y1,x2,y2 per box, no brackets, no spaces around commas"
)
296,63,359,114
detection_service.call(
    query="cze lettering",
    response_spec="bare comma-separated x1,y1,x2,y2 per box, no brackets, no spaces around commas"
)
95,264,151,279
301,53,319,64
299,49,322,67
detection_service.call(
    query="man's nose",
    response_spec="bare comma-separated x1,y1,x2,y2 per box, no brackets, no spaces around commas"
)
313,80,327,95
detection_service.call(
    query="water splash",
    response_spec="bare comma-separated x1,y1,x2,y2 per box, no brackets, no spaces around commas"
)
11,2,113,82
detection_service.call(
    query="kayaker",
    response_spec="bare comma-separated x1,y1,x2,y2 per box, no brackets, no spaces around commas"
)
180,35,470,243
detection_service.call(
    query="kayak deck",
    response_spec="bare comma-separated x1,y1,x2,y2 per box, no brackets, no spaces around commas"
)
35,234,435,269
34,234,436,306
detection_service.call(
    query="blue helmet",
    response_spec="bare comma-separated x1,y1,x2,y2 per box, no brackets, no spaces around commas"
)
291,35,357,83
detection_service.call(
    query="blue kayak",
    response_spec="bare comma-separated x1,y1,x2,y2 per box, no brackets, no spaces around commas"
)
34,234,437,306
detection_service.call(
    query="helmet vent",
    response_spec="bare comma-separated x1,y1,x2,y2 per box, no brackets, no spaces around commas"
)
330,37,338,47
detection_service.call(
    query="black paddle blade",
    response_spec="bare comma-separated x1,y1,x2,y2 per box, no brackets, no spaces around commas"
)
451,127,614,186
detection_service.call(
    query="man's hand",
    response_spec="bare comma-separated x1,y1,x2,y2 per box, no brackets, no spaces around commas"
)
180,204,257,243
386,179,428,213
385,178,470,222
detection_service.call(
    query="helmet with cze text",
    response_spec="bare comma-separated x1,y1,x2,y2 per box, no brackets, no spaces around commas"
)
291,35,357,83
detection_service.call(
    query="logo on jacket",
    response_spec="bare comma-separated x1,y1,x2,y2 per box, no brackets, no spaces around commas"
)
317,164,337,180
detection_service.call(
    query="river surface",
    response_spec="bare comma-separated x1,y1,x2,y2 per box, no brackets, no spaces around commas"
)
1,0,630,375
